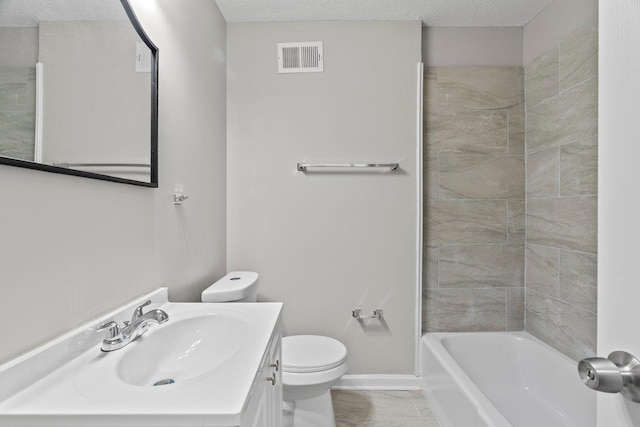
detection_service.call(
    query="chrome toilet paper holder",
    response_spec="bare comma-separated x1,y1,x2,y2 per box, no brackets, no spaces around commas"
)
352,308,383,321
578,351,640,402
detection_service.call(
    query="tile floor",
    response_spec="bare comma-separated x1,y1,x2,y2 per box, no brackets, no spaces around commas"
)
331,390,443,427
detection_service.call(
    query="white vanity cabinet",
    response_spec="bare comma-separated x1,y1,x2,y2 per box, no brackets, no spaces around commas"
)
242,324,283,427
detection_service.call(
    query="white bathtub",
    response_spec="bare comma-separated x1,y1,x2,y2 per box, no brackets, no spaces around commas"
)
421,332,595,427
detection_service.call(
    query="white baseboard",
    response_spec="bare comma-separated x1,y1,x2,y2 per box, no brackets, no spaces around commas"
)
332,374,421,390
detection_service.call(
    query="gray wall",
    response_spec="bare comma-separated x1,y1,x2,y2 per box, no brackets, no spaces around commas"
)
227,21,421,375
524,18,598,360
422,66,525,332
0,28,38,67
523,0,598,64
422,27,523,67
0,0,227,364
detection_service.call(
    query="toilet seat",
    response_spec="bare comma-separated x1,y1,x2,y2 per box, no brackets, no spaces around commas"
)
282,335,347,373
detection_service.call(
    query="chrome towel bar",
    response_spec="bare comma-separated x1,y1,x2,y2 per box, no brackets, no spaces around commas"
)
53,162,150,168
297,162,399,172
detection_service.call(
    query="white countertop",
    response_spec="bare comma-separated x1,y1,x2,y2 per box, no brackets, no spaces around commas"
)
0,289,282,427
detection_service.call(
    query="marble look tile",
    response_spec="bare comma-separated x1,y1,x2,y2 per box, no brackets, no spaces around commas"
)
525,48,559,109
423,246,438,288
507,287,525,331
0,112,35,161
559,250,597,314
527,147,560,198
437,67,523,110
439,156,524,200
409,390,437,419
507,200,525,243
337,419,442,427
526,290,597,360
527,196,597,253
426,200,508,244
560,25,598,91
526,244,559,297
332,391,423,425
424,157,438,201
424,288,506,332
560,137,598,196
439,244,524,288
508,104,525,154
424,68,438,114
26,67,36,113
526,78,598,152
425,109,508,156
0,67,27,113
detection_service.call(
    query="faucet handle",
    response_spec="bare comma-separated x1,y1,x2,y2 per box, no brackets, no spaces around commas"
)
131,300,152,321
96,321,121,340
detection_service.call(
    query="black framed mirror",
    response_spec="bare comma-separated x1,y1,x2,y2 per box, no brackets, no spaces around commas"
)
0,0,158,187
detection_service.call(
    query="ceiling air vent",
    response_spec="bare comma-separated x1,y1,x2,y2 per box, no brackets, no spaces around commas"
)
277,42,323,74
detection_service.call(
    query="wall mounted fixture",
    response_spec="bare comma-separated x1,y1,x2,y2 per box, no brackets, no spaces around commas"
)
173,193,189,205
297,162,399,172
173,183,189,205
352,308,384,321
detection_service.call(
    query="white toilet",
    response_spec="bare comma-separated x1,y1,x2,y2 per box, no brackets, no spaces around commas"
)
201,272,348,427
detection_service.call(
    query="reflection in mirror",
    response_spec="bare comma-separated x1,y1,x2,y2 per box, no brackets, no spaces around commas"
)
0,0,157,186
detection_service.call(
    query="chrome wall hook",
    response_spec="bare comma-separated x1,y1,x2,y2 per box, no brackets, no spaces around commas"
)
352,308,384,321
173,192,189,205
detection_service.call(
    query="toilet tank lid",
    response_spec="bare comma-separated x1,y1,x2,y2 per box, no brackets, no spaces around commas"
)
201,271,258,302
282,335,347,373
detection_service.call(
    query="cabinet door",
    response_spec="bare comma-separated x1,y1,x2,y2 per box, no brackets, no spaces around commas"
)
266,337,283,427
242,330,283,427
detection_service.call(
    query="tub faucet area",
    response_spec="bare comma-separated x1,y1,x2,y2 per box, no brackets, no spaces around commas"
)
96,300,169,352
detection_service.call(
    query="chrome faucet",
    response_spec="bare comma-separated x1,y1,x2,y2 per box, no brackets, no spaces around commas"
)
96,300,169,352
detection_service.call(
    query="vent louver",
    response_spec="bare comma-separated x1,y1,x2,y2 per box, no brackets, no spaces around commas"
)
277,42,323,73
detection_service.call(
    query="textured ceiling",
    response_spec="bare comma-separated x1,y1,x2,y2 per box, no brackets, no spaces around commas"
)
214,0,552,27
0,0,127,27
0,0,553,28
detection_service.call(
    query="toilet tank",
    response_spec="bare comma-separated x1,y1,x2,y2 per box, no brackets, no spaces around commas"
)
201,271,259,302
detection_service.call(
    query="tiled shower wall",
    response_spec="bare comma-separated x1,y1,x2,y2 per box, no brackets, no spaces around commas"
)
422,67,526,332
524,24,598,361
0,66,36,161
421,24,598,362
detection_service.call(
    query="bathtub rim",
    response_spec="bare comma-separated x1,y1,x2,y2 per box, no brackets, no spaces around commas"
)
421,330,593,427
422,331,514,427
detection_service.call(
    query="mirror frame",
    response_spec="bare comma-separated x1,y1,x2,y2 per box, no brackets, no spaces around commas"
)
0,0,159,188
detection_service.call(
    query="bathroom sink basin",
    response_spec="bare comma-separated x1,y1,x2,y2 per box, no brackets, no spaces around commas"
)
117,315,248,386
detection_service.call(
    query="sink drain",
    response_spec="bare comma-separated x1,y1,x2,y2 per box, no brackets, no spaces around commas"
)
153,378,175,386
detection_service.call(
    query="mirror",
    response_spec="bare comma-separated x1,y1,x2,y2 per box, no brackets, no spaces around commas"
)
0,0,158,187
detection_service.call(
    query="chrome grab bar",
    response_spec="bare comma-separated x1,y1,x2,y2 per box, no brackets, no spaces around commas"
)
297,162,399,172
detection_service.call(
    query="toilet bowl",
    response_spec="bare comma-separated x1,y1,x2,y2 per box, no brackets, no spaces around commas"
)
201,272,348,427
281,335,347,427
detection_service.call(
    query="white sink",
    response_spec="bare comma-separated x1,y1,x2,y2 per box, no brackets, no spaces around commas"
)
0,289,283,427
117,315,248,386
